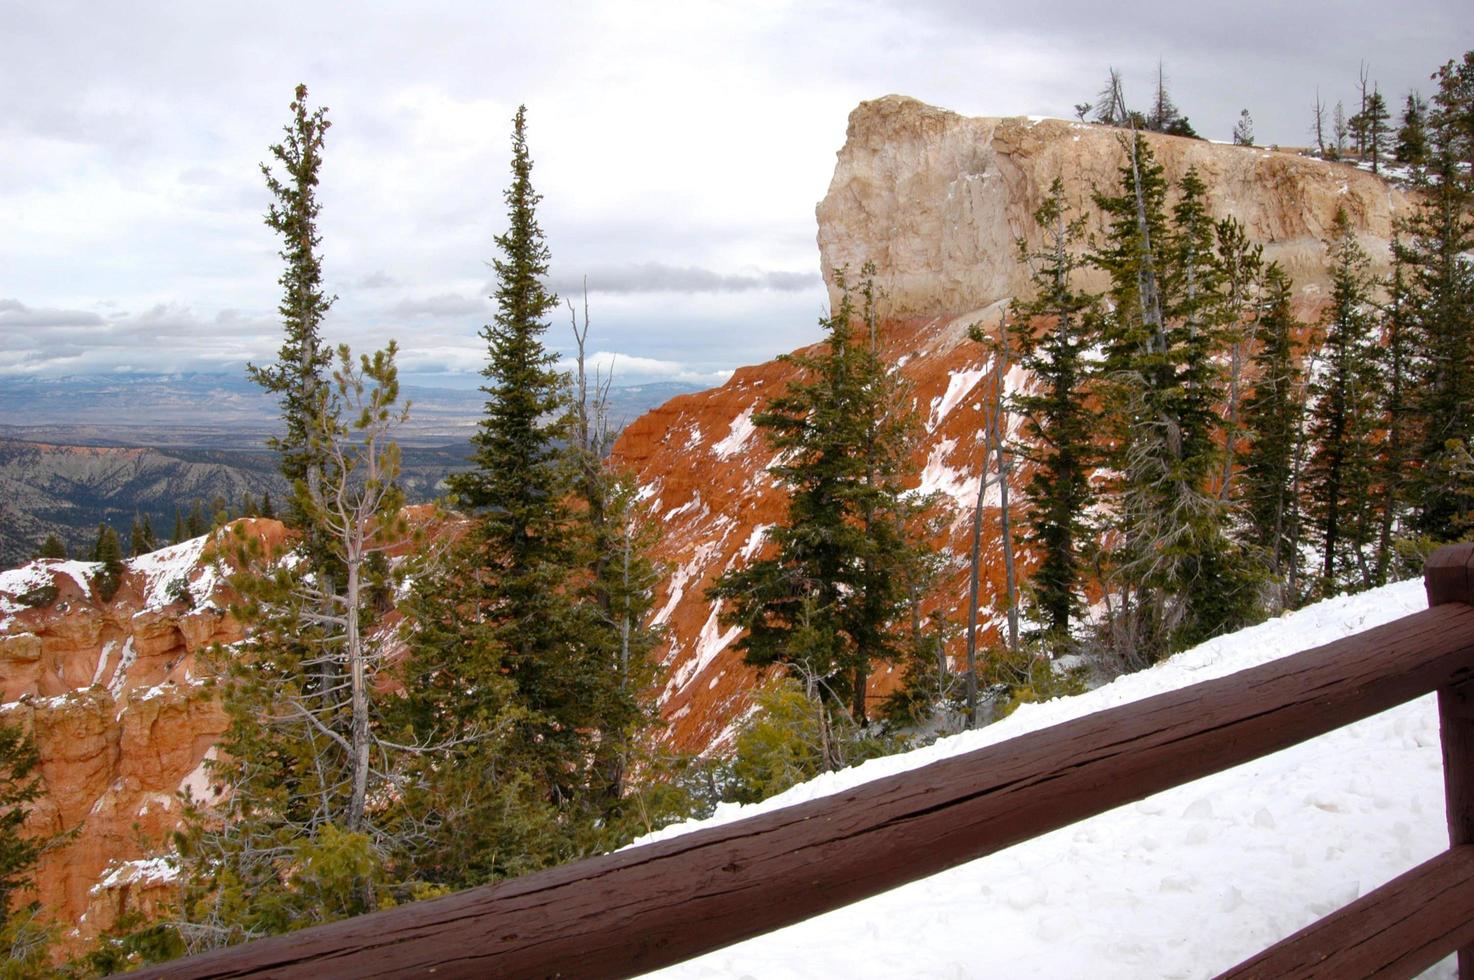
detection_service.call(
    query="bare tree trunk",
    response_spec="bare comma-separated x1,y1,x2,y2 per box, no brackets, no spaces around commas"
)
993,320,1020,656
964,463,987,730
346,543,369,833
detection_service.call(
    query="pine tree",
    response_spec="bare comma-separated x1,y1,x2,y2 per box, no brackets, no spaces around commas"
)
1233,109,1254,146
129,514,155,557
1406,63,1474,539
563,288,666,816
260,491,276,521
1239,264,1305,605
176,343,422,949
400,106,631,888
0,716,52,971
1306,209,1380,593
248,83,334,534
1396,93,1429,169
0,719,42,925
1214,215,1266,503
35,535,65,560
1364,87,1391,174
91,524,124,602
186,502,207,538
1007,179,1097,648
1090,141,1258,664
709,268,923,730
1430,51,1474,174
1372,238,1418,581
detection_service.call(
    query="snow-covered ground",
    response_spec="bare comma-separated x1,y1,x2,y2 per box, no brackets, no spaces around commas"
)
637,578,1455,978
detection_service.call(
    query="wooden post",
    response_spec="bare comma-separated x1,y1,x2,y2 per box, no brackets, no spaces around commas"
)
1428,543,1474,978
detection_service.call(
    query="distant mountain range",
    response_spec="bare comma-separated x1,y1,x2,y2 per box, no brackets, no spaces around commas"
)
0,373,706,567
0,373,703,448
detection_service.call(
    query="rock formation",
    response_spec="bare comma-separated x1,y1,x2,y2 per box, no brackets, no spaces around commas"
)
0,522,287,944
612,95,1415,754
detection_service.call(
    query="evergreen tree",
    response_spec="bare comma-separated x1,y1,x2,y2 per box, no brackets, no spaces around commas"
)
1430,51,1474,173
35,535,65,561
1372,239,1419,581
0,719,42,926
247,83,334,534
399,106,635,888
0,717,52,972
1090,141,1257,665
260,491,276,521
1306,209,1380,593
91,524,124,602
186,502,207,539
1363,87,1391,174
172,509,186,545
176,343,422,949
1007,179,1097,647
1239,264,1305,605
129,514,155,558
565,295,665,809
1395,93,1429,169
709,269,923,728
1232,109,1254,146
1407,70,1474,539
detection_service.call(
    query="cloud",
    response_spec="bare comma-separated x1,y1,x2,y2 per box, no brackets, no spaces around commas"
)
0,298,278,377
0,299,105,328
554,350,733,386
356,271,399,290
546,263,822,296
387,292,488,318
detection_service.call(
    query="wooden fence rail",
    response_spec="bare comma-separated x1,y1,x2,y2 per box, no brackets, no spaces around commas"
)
132,543,1474,979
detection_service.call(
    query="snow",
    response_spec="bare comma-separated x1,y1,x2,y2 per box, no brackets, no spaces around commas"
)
712,406,757,460
0,563,57,617
664,494,704,523
92,856,179,894
928,366,988,431
914,437,982,512
736,524,771,563
636,579,1457,978
107,638,135,700
652,540,721,629
90,639,116,688
131,535,213,609
671,602,740,693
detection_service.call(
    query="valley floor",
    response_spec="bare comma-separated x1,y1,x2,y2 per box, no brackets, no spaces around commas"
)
635,578,1453,979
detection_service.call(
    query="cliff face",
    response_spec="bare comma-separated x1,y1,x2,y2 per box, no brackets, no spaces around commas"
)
612,95,1415,755
0,521,287,943
816,95,1411,317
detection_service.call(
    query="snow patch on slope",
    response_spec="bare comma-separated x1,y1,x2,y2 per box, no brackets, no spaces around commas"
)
637,579,1456,978
712,405,757,460
914,437,981,512
928,366,988,431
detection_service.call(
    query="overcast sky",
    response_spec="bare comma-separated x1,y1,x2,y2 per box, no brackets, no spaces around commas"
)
3,1,1469,388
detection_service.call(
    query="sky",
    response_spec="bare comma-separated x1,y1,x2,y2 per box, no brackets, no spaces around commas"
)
2,1,1470,389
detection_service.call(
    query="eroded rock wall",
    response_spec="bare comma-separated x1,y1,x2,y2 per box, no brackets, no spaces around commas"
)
0,521,287,942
